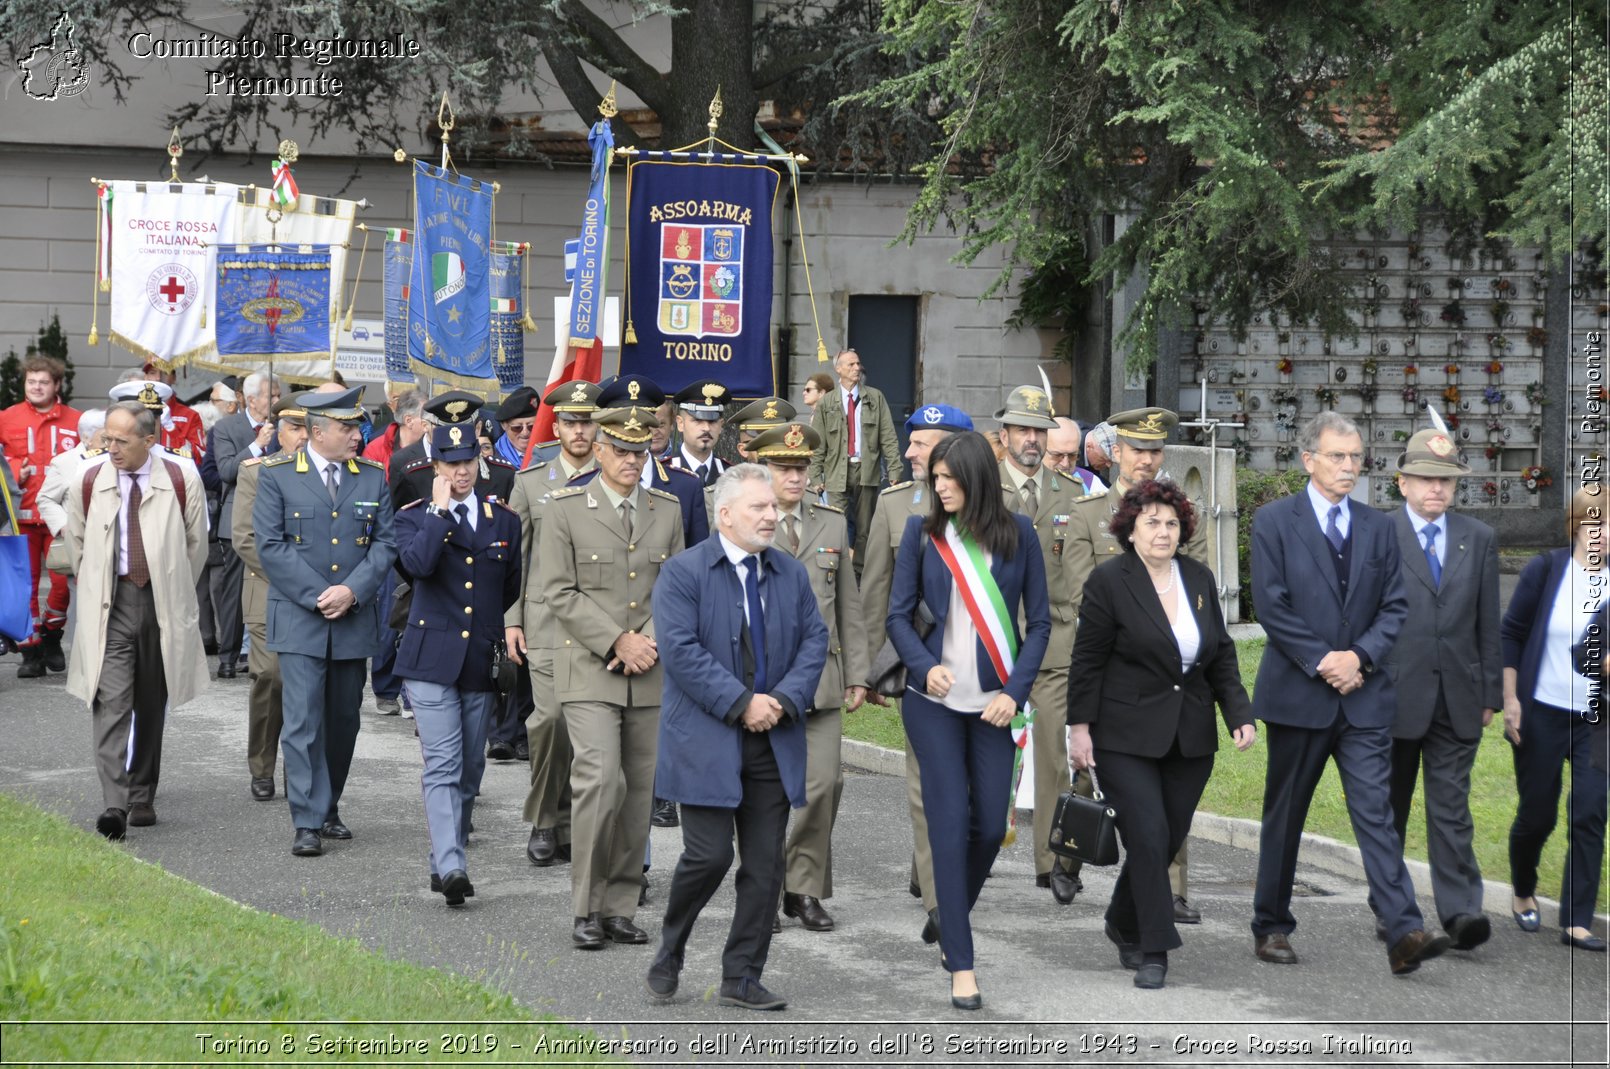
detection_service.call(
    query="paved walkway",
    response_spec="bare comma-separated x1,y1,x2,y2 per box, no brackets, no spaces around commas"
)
1,660,1604,1066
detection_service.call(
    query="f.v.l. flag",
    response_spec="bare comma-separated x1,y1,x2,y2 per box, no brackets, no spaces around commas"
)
620,159,778,398
409,161,495,395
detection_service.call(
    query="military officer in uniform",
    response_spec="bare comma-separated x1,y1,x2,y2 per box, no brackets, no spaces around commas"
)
1064,405,1209,921
391,391,517,509
233,394,308,801
589,376,707,549
667,379,732,486
392,419,523,906
506,379,601,867
994,385,1087,906
752,422,869,933
704,397,797,526
254,387,397,857
541,405,685,947
859,402,973,937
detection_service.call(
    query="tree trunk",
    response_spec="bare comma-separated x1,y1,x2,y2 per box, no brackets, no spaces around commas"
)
662,0,758,148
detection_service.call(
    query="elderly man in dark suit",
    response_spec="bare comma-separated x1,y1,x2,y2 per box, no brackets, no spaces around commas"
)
1249,411,1450,975
644,463,829,1011
1378,428,1503,951
212,371,281,678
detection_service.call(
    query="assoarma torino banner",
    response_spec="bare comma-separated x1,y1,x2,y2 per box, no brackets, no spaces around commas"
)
409,161,496,395
108,181,240,368
620,160,779,398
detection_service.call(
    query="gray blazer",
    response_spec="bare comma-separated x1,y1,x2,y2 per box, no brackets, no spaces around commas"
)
1381,507,1503,740
213,410,270,539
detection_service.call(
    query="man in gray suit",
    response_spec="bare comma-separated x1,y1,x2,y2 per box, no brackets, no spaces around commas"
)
1380,428,1502,951
212,371,280,678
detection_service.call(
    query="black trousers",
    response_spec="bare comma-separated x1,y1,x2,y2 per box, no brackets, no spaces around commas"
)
1509,701,1608,928
1096,743,1214,954
211,541,245,664
1385,689,1484,924
654,732,790,982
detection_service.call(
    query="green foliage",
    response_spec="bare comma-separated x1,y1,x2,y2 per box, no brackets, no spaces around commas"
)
865,2,1602,367
27,314,73,404
1235,466,1309,622
1005,245,1092,363
0,352,20,410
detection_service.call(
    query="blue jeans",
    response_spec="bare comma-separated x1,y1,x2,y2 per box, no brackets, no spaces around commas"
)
404,678,496,877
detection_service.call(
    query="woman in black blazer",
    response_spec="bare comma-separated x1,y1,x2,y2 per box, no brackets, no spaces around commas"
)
1066,480,1255,989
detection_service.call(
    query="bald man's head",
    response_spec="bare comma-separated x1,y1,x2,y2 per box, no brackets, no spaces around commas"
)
1047,417,1082,477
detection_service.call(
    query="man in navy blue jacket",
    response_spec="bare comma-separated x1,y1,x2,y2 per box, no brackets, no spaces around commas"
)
1249,411,1450,975
645,463,828,1011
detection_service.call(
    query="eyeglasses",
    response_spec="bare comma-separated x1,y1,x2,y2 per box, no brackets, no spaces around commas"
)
1045,451,1076,466
1310,451,1365,466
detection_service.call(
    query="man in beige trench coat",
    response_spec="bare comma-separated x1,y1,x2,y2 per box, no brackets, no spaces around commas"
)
63,400,209,840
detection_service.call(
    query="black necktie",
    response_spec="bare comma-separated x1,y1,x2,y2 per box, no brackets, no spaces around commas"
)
743,555,767,693
455,502,470,529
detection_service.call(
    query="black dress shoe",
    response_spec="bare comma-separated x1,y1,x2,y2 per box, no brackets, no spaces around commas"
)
1254,932,1297,964
645,954,682,1001
1133,960,1168,989
1049,868,1081,905
651,798,680,828
514,738,530,762
602,916,648,944
127,802,156,827
428,872,476,898
292,828,323,856
1513,908,1542,933
572,913,606,949
527,827,558,866
440,869,473,907
1562,930,1609,952
718,976,786,1010
782,892,834,932
1105,921,1143,970
1446,914,1491,950
250,777,275,801
486,740,516,761
1172,895,1201,923
217,660,236,679
950,989,982,1011
96,808,127,841
921,909,941,945
908,878,923,899
320,817,352,840
1388,928,1451,975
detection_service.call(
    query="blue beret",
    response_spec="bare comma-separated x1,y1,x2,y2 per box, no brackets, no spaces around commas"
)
904,403,973,434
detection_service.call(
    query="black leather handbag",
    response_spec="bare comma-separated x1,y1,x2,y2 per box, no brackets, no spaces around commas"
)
1048,770,1120,866
867,598,935,698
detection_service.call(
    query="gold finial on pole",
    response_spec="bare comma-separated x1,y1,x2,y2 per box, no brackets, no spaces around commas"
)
599,81,619,119
437,91,455,169
277,139,300,165
166,126,183,182
707,86,723,148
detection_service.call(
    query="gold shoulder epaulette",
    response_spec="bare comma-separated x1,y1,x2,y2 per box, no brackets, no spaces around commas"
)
1075,486,1108,502
263,453,295,467
646,486,680,503
551,486,585,499
881,481,913,495
83,446,105,457
241,456,262,468
355,456,383,469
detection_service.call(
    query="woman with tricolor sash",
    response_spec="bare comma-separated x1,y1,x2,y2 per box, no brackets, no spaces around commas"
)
886,431,1051,1012
1066,480,1255,990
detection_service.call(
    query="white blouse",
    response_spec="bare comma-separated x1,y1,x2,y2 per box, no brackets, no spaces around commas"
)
939,555,1003,714
1533,558,1606,713
1165,561,1202,672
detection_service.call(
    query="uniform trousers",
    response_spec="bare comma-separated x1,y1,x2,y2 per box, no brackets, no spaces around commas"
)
905,741,938,912
521,648,572,843
1028,663,1074,878
92,579,167,809
901,689,1016,972
1509,701,1608,929
785,707,843,898
370,581,402,701
1095,743,1214,953
827,479,876,575
405,678,495,877
1386,689,1485,924
211,541,245,664
277,650,364,830
242,578,282,780
1253,718,1424,944
563,699,658,918
656,731,791,982
24,525,70,640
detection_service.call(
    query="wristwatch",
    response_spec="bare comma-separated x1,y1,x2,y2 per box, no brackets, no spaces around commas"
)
425,504,448,519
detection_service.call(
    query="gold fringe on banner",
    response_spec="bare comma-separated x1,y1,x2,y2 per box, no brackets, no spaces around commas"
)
621,157,636,347
521,244,538,333
108,332,217,371
408,356,499,400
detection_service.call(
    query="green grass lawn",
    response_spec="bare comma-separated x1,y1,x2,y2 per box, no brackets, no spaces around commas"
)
0,794,591,1064
845,638,1606,912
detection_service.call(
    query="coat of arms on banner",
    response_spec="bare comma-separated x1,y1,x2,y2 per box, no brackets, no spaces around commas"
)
657,224,742,338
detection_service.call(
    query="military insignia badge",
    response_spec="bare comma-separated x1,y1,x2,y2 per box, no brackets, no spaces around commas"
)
1023,388,1045,412
628,380,641,402
783,424,805,449
445,400,470,420
1428,433,1455,457
922,406,942,424
570,382,589,403
658,223,743,339
1137,412,1165,435
137,383,161,408
763,400,779,420
449,425,463,446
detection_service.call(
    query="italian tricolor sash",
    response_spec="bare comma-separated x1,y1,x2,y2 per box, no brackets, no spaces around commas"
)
932,520,1036,843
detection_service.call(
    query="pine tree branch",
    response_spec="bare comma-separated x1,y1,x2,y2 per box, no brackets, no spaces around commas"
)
551,0,670,115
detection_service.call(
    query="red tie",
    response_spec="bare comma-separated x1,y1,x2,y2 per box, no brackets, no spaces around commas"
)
846,391,858,457
126,477,149,587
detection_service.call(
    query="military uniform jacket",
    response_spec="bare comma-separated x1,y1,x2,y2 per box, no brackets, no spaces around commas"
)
539,482,685,706
1064,481,1210,620
231,452,281,627
572,459,708,547
1000,461,1086,669
779,502,871,710
860,480,927,670
392,451,516,510
253,450,398,659
392,498,523,691
807,385,905,492
503,457,598,645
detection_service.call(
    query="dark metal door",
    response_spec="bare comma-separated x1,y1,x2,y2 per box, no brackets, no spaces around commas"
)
847,295,919,444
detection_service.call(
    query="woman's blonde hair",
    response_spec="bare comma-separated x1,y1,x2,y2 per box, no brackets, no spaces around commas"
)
1567,483,1606,542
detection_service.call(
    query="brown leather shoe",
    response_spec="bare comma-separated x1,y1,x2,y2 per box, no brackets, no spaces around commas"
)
1255,932,1298,964
782,892,835,931
1388,928,1452,975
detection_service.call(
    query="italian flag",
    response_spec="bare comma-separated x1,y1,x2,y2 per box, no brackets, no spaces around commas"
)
432,251,465,303
491,296,517,313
